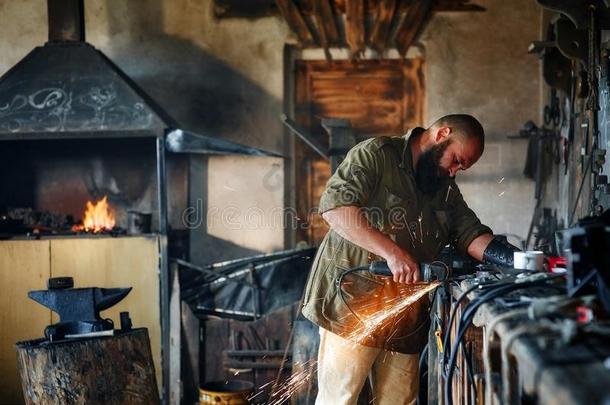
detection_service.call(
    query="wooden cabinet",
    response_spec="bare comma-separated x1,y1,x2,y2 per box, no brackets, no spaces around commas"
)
0,236,161,404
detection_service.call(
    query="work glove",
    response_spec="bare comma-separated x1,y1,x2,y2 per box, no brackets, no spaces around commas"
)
482,236,521,267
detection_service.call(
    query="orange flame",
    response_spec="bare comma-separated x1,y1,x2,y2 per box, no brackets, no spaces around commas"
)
74,196,115,233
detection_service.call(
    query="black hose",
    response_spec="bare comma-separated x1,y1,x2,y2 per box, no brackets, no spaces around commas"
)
443,276,562,405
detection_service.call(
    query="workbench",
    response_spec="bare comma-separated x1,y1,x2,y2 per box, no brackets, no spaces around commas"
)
427,276,610,405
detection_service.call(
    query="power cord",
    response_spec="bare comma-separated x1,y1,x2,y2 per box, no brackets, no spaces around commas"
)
443,274,562,405
336,266,439,340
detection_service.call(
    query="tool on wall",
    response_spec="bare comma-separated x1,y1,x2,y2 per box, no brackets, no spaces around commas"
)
281,114,366,173
534,0,610,224
28,277,132,341
515,121,561,249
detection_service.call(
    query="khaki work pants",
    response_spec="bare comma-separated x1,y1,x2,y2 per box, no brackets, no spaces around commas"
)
315,328,419,405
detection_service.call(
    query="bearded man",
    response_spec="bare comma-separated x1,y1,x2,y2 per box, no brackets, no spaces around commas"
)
301,114,517,404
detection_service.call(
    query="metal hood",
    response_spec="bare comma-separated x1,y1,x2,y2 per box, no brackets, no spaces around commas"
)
0,0,280,157
0,42,171,136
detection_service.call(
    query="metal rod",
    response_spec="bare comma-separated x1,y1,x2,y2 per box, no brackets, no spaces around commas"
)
225,350,290,357
280,114,329,160
223,361,293,370
157,135,170,404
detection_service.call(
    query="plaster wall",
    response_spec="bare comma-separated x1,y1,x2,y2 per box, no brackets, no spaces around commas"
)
0,0,542,252
0,0,289,263
422,0,542,245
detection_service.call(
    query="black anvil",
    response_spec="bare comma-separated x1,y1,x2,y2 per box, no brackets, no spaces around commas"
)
28,277,132,340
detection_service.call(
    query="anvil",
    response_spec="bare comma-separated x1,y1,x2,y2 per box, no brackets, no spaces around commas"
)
28,277,132,340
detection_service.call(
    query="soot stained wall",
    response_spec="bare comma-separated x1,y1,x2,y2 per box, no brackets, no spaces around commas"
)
422,0,542,245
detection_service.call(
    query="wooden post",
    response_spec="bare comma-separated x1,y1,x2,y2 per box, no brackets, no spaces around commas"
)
16,328,159,405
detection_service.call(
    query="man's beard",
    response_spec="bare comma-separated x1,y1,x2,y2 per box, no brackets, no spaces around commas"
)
415,141,451,195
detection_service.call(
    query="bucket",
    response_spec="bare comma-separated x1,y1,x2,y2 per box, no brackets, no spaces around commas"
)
199,380,254,404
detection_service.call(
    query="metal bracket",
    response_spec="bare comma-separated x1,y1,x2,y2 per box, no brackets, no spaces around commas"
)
543,46,572,95
555,16,588,63
593,149,607,173
537,0,610,29
529,22,572,94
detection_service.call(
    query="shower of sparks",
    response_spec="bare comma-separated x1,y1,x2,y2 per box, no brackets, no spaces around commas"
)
418,213,424,243
344,282,440,345
498,177,505,184
254,282,439,404
407,226,417,248
498,191,505,197
262,359,318,405
445,185,453,202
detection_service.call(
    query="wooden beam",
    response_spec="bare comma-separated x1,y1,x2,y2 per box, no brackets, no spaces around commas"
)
369,0,397,53
394,0,435,56
314,0,339,44
345,0,365,56
434,0,485,12
276,0,316,46
214,0,278,18
312,0,338,59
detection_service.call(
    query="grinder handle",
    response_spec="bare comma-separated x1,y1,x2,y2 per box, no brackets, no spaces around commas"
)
368,260,448,281
368,261,393,276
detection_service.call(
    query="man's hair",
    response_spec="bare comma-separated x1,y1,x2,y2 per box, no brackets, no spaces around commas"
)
430,114,485,148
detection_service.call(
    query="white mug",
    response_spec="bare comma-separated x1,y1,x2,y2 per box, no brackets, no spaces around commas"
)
513,251,544,271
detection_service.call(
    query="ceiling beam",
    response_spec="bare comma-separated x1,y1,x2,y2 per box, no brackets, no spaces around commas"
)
275,0,316,46
369,0,397,53
394,0,435,56
434,0,485,12
345,0,365,56
314,0,339,44
313,0,339,59
214,0,278,18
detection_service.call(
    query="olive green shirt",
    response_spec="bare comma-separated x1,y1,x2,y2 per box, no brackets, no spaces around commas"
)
301,128,492,353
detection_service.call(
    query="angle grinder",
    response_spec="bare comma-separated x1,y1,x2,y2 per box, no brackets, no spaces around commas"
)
368,260,450,282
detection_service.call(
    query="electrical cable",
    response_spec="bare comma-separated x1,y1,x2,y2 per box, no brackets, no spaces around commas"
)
444,283,521,378
443,275,562,405
461,342,477,403
336,266,440,340
445,284,529,404
441,280,515,368
335,266,375,325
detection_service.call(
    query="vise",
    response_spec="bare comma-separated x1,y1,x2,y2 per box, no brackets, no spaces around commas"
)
28,277,132,341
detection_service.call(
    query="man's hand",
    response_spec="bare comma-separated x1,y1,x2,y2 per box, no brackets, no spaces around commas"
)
386,250,421,284
322,206,420,284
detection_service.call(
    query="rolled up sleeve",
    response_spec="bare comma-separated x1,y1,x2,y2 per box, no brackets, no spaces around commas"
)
448,184,493,253
318,139,382,215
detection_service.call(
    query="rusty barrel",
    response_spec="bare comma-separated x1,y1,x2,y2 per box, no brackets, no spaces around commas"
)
199,380,254,404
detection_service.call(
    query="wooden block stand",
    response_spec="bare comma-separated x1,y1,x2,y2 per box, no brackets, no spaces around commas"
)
16,328,159,405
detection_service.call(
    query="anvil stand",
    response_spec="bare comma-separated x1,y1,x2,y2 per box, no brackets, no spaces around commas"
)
15,277,160,404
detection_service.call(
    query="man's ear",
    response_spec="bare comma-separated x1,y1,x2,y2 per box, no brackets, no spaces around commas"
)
435,126,451,143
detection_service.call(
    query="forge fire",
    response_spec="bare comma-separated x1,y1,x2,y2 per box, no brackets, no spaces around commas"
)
72,196,116,234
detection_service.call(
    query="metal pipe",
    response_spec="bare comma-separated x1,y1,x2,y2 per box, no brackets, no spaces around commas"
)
47,0,85,42
157,135,170,404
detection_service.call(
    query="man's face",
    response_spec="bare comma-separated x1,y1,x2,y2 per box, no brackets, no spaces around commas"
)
415,136,482,195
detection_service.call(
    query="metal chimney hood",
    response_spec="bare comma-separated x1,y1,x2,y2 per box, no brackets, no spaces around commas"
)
0,0,280,157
